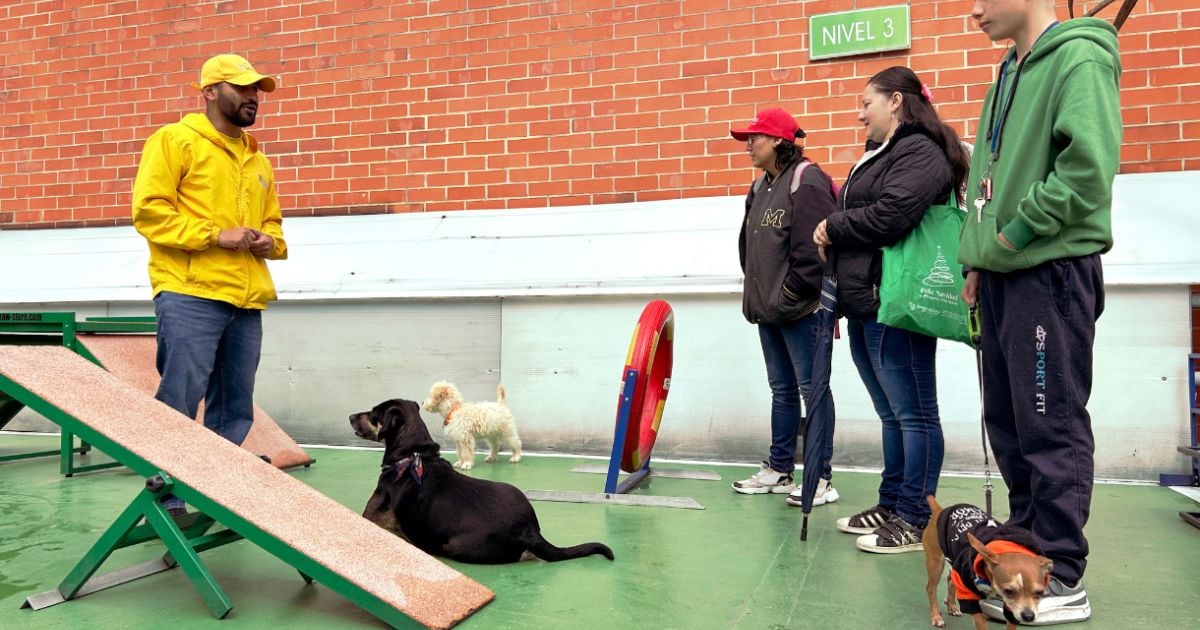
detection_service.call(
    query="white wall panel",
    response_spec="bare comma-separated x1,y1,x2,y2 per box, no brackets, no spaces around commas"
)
0,286,1190,479
254,300,501,447
497,288,1190,480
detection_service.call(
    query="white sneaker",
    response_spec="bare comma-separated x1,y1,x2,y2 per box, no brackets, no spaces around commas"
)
785,478,839,507
732,461,795,494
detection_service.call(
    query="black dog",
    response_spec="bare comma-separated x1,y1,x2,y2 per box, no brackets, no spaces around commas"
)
349,398,614,564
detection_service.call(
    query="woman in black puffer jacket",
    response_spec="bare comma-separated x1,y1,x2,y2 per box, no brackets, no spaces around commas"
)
812,66,969,553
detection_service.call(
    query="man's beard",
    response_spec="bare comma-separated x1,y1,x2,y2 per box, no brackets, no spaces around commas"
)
220,95,257,127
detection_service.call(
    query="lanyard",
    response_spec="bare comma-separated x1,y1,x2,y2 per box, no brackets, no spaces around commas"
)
984,22,1058,162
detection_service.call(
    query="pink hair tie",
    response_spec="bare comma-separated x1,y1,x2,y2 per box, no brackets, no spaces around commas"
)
920,83,934,103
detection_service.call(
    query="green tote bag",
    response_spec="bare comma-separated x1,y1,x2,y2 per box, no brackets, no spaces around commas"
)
877,204,971,344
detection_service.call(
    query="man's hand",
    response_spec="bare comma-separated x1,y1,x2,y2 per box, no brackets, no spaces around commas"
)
248,230,274,258
997,232,1017,250
217,227,255,251
962,271,980,306
813,219,832,247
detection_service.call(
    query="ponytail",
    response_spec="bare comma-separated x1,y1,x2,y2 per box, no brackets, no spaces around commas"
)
867,66,970,204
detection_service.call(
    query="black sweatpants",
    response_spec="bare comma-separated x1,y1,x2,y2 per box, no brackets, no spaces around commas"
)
977,253,1104,585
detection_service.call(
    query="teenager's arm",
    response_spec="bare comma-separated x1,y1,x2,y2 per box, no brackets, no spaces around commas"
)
1000,60,1122,248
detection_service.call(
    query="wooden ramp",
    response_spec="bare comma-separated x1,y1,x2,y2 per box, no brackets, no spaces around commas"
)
0,345,492,628
77,335,313,470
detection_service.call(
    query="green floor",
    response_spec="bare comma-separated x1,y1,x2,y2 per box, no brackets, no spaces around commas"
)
1,433,1197,629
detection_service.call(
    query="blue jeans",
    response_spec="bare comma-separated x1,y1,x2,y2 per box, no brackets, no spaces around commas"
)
847,318,942,526
759,315,834,479
154,291,263,448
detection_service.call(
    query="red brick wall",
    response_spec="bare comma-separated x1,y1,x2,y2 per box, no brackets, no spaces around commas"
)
1,0,1196,227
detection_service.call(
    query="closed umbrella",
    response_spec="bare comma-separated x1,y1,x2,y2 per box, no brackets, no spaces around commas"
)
799,270,839,541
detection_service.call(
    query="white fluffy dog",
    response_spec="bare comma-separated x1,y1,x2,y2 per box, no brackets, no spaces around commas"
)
422,381,522,470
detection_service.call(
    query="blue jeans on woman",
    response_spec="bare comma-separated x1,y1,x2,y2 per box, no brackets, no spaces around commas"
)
154,291,263,447
759,314,834,479
847,318,942,527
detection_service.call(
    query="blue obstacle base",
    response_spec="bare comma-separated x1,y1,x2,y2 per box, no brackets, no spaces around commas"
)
524,368,719,510
605,368,652,494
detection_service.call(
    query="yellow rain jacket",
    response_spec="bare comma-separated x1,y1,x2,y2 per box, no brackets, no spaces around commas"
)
132,112,287,310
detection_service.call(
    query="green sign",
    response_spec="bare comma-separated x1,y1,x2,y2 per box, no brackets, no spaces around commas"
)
809,5,911,61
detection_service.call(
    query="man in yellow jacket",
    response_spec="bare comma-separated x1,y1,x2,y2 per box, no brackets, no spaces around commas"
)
132,54,287,515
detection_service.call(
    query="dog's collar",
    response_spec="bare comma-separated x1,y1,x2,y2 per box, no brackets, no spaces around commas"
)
972,539,1044,586
384,454,425,485
442,402,462,426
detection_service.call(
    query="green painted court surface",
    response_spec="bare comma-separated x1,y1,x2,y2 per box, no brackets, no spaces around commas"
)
1,433,1197,629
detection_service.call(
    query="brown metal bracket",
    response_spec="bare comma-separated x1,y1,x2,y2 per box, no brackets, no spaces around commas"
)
1068,0,1140,31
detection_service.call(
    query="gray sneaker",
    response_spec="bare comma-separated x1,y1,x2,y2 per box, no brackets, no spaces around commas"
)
980,576,1090,625
732,461,795,494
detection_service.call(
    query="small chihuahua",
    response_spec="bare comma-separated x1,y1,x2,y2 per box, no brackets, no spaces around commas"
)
923,496,1054,629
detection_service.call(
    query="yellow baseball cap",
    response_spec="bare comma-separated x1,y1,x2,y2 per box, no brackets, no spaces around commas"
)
192,54,277,92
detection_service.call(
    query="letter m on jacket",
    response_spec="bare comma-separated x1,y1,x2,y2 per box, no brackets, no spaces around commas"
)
760,208,785,228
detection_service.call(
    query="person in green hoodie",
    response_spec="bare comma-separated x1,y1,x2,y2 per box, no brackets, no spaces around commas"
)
132,54,287,516
959,2,1122,624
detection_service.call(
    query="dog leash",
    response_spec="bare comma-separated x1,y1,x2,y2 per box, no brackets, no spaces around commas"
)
968,304,997,525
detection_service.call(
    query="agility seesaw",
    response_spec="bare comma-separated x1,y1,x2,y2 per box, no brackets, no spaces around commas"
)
0,345,491,628
0,312,313,474
0,312,153,475
525,300,718,510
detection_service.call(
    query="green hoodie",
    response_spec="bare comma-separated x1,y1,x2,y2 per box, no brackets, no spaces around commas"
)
958,18,1122,273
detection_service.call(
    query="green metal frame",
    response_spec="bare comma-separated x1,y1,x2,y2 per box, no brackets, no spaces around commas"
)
54,479,245,618
0,312,157,475
0,364,422,628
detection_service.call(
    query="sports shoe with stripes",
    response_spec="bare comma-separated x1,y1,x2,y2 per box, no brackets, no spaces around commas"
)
855,515,924,553
835,504,895,534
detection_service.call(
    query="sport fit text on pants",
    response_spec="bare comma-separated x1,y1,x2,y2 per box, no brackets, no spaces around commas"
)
977,253,1104,585
153,291,263,447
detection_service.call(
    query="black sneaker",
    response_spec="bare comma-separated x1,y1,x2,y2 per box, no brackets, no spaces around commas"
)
836,504,896,534
167,506,188,518
856,515,923,554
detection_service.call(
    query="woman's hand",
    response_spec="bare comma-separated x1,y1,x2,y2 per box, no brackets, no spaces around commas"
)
813,219,832,247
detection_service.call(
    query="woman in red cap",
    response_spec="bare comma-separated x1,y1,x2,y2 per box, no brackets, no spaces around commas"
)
728,108,840,510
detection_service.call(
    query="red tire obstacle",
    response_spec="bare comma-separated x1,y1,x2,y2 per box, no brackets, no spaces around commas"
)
617,300,674,473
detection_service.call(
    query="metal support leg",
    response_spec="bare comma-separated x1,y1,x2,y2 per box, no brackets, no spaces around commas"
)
37,476,240,620
615,461,652,494
57,490,154,599
60,430,75,476
139,492,234,619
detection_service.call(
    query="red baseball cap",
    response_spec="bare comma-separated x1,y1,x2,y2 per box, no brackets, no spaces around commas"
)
730,108,804,141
